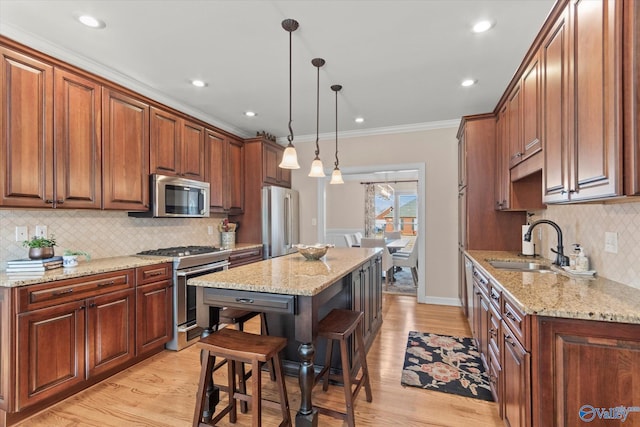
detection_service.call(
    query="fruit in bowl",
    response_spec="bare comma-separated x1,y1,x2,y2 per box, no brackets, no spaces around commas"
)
293,244,334,260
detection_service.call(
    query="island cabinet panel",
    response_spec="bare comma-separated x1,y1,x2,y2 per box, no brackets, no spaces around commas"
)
102,88,149,210
0,46,53,208
17,299,86,410
350,256,382,351
534,317,640,427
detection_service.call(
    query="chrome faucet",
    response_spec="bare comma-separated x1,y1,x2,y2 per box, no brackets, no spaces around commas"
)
524,220,569,266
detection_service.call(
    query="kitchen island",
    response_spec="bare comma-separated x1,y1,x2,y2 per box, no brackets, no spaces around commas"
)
188,247,383,427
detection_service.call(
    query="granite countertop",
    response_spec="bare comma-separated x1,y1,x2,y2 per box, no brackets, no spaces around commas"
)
466,250,640,325
188,247,381,297
0,255,173,288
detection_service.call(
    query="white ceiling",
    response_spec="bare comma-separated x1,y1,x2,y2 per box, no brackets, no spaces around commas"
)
0,0,555,141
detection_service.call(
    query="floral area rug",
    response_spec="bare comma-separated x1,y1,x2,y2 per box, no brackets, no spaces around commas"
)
401,331,494,401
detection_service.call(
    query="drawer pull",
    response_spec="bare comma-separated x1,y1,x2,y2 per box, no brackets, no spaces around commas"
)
235,297,254,304
145,271,164,277
489,328,497,338
52,288,74,296
491,292,500,301
505,334,517,347
505,311,517,321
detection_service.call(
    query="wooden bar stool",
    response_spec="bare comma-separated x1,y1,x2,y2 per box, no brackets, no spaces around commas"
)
314,309,373,427
193,328,291,427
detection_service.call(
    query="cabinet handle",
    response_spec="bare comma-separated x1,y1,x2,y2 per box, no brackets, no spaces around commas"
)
560,190,567,195
505,334,516,347
491,292,500,301
235,297,254,304
56,199,64,204
45,199,54,204
569,189,576,194
79,305,86,310
52,288,74,296
489,327,497,338
145,271,164,277
98,280,115,287
505,310,517,321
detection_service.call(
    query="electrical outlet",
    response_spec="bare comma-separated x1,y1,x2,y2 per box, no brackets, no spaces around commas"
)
207,225,214,235
35,225,47,238
15,226,28,242
604,231,618,254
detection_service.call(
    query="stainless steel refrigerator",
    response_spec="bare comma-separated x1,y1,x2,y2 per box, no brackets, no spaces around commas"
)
262,186,300,258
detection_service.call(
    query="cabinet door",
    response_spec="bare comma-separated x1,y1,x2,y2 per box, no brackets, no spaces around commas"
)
150,106,181,177
262,142,281,185
495,107,510,210
503,324,531,427
102,88,149,210
54,68,102,209
205,129,226,212
181,120,205,180
569,0,622,201
521,52,542,160
507,85,522,168
17,300,86,409
136,281,172,355
0,47,53,208
227,136,244,214
542,9,572,203
86,288,135,377
458,131,467,189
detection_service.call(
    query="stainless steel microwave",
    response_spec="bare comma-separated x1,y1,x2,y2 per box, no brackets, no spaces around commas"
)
129,174,210,218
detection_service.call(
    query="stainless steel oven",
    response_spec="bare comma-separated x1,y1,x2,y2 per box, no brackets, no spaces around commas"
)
136,246,231,351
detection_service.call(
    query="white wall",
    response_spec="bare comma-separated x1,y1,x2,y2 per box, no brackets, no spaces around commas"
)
291,126,460,305
326,180,364,229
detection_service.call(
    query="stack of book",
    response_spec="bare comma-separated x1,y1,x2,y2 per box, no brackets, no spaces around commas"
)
5,256,63,274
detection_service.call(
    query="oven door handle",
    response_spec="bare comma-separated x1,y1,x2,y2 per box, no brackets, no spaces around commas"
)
177,263,229,277
177,323,200,333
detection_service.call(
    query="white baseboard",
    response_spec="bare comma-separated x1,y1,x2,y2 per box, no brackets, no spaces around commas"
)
421,296,461,307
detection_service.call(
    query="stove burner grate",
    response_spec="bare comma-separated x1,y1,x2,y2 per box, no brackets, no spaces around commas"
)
137,246,223,257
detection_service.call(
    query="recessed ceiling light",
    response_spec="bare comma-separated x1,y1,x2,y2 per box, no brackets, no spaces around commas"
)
191,80,207,88
76,14,106,29
355,117,365,123
461,79,477,87
472,20,494,33
244,111,257,117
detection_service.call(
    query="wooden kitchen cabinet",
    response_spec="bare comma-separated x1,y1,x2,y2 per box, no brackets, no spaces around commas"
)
520,52,542,162
502,323,531,427
507,85,522,168
351,256,383,351
495,106,510,210
205,129,244,214
0,46,54,208
259,138,291,188
150,107,205,181
623,0,639,196
102,88,150,210
543,0,623,203
135,263,173,356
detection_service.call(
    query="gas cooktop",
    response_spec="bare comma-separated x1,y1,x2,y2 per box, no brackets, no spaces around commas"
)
137,246,225,257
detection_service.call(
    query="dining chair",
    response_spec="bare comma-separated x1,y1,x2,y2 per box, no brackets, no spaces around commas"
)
392,241,418,286
344,234,355,247
360,238,393,284
353,232,363,247
384,231,402,240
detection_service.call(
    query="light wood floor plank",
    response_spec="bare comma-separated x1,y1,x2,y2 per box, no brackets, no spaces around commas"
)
16,295,502,426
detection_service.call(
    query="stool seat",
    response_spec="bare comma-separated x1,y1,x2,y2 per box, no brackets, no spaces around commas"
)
314,309,372,427
193,328,291,427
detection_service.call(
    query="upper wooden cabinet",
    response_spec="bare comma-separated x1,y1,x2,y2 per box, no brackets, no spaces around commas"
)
542,0,623,203
205,129,244,214
0,47,53,208
102,88,149,210
495,106,510,210
521,51,542,161
150,107,205,181
623,0,639,195
507,84,522,168
261,140,292,188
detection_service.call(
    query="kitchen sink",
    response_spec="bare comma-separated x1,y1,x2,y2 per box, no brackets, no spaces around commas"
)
488,260,556,273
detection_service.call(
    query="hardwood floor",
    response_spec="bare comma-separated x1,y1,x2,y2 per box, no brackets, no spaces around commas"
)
16,295,502,426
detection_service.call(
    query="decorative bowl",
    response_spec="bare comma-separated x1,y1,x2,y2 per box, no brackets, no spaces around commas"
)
293,244,334,260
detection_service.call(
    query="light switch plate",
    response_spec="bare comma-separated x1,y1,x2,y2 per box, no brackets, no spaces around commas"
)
35,225,47,238
16,226,28,242
604,231,618,254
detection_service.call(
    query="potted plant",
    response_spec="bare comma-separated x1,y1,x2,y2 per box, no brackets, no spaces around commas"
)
63,249,91,268
22,234,57,259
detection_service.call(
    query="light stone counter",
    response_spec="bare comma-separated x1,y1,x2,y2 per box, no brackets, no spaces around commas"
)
188,247,381,296
466,250,640,324
0,255,173,288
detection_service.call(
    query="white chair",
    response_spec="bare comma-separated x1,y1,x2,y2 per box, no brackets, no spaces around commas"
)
344,234,355,248
392,241,418,286
353,232,363,247
360,238,393,284
384,231,401,240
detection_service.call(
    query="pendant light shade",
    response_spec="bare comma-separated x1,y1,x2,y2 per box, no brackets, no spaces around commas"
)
329,84,344,184
279,19,300,170
308,58,326,177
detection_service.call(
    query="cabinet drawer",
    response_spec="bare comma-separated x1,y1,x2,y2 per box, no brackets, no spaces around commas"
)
472,267,489,295
488,304,502,360
18,270,135,313
502,296,530,350
229,247,264,268
202,288,296,314
136,262,172,285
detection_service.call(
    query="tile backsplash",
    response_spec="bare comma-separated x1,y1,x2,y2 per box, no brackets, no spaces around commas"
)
532,200,640,289
0,209,229,270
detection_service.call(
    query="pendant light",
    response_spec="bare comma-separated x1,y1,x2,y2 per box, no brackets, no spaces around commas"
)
279,19,301,169
308,58,326,177
330,84,344,184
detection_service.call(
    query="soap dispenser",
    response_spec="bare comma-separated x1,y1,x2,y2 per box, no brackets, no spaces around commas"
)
569,244,581,270
576,247,590,272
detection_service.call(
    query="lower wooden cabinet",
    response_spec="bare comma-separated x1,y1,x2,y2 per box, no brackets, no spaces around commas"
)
136,280,173,355
502,321,531,427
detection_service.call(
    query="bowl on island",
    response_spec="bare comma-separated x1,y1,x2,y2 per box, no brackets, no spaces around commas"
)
293,244,334,260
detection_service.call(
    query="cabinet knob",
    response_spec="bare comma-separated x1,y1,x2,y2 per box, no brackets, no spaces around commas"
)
56,199,64,204
45,199,54,204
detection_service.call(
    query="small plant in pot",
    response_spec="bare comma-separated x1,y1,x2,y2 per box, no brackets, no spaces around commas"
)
63,249,91,268
23,235,57,260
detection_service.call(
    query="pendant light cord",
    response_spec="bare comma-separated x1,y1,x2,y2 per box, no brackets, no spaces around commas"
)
287,29,294,145
315,63,320,157
334,87,339,167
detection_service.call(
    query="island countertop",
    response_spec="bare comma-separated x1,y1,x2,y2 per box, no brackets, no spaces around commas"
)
466,250,640,325
188,247,381,296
